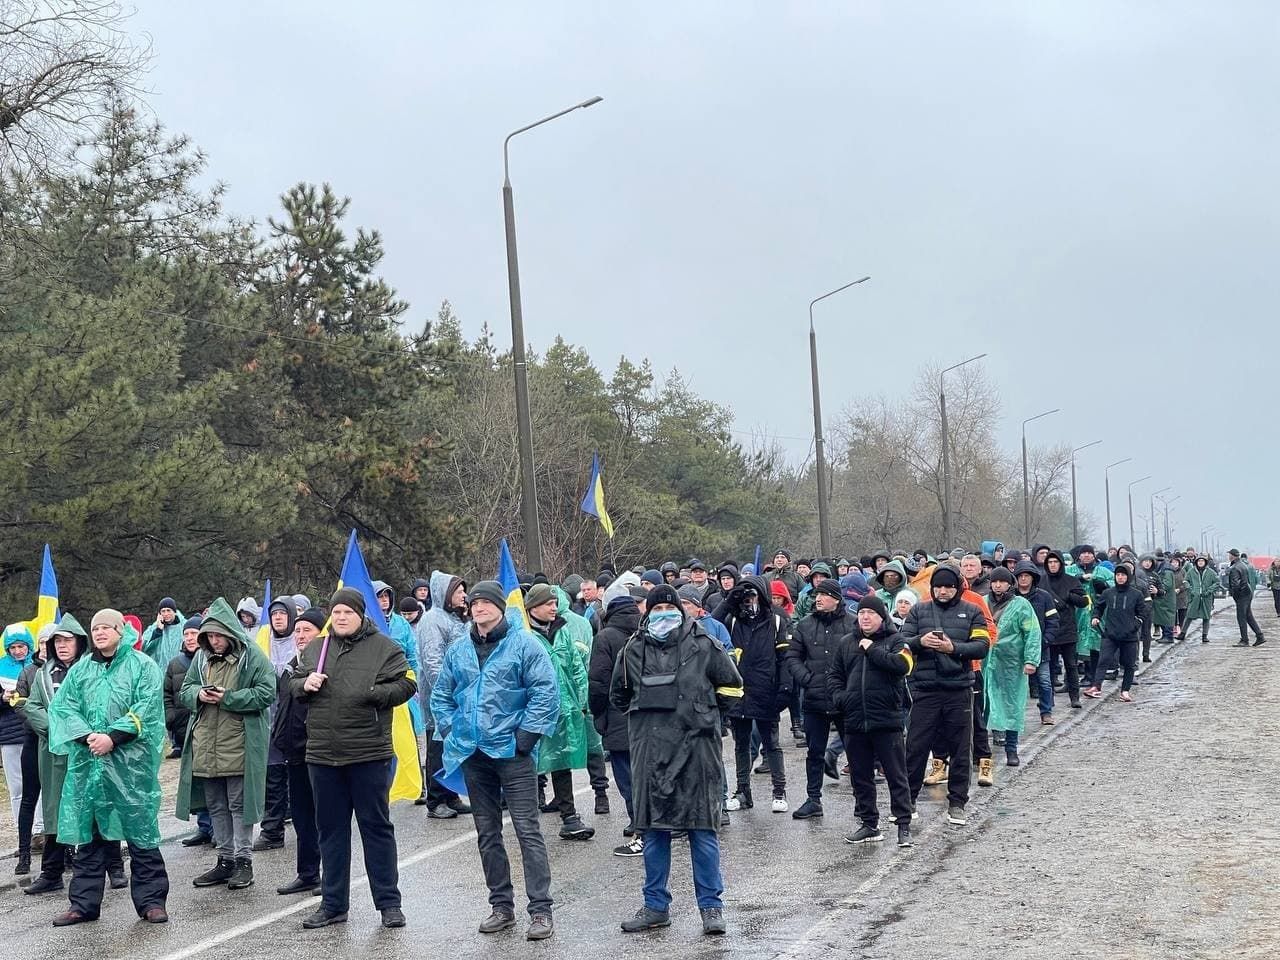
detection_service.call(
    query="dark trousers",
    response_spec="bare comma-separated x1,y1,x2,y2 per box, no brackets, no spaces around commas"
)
1272,590,1280,618
286,762,320,883
309,759,400,914
1184,614,1211,641
39,836,69,879
906,687,973,808
260,763,290,841
424,736,459,808
69,833,168,918
1048,644,1081,702
844,729,912,828
1096,636,1138,692
1235,596,1263,642
550,768,579,822
971,677,991,760
17,734,40,854
801,711,839,801
609,750,634,823
730,717,786,797
587,751,609,794
462,752,552,918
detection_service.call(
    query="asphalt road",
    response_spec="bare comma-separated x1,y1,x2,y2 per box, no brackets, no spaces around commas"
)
0,596,1272,960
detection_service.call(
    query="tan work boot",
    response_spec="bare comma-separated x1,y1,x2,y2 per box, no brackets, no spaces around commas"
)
922,757,949,785
977,757,994,787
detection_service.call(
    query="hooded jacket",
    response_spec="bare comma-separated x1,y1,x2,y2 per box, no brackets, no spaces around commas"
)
984,587,1042,733
1094,566,1146,641
164,640,200,731
790,562,834,625
0,625,35,745
722,576,792,720
786,602,856,715
1012,560,1060,648
825,618,913,733
898,573,992,692
1042,550,1088,647
589,599,643,752
1146,557,1177,628
265,598,298,675
873,559,913,608
417,571,469,730
1183,561,1220,620
176,597,277,826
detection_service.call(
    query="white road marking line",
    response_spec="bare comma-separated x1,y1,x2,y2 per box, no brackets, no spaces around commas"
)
156,784,595,960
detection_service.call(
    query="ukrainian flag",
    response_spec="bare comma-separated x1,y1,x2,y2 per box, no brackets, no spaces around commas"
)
22,545,59,637
579,452,614,538
254,579,272,657
333,531,423,803
498,538,528,629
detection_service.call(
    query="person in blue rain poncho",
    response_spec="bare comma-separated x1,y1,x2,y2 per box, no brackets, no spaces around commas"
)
430,581,560,942
374,581,424,735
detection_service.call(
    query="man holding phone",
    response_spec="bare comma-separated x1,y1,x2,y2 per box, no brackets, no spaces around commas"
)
899,567,992,827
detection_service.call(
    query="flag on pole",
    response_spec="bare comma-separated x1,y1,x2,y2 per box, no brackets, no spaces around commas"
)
320,530,422,803
498,538,528,629
254,579,272,657
22,545,59,637
753,544,761,576
579,452,614,538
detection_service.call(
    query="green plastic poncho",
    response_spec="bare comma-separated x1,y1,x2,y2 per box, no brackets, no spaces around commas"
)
554,587,603,756
983,594,1041,733
533,600,589,775
48,637,167,848
1067,563,1114,655
175,597,277,826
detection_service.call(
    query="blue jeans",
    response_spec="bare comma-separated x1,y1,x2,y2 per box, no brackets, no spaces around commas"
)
609,751,634,824
1035,657,1053,715
643,829,724,912
1003,729,1019,752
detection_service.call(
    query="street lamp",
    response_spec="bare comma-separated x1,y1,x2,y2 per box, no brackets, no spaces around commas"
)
1148,486,1172,551
1069,440,1102,548
1157,495,1180,552
1127,475,1152,551
1104,458,1132,550
1021,408,1060,546
502,96,603,572
809,276,871,557
939,353,988,550
1200,524,1215,554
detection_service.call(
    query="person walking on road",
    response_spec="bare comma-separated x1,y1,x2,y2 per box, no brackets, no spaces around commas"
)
825,595,914,847
293,587,417,931
176,598,277,893
1182,555,1220,643
431,581,561,941
47,609,170,926
611,584,742,937
1084,562,1145,702
1267,558,1280,617
1227,550,1265,646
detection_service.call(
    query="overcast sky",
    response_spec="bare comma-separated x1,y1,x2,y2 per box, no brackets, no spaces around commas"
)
132,1,1278,554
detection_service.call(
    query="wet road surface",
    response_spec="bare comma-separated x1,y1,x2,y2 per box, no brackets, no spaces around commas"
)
0,597,1272,960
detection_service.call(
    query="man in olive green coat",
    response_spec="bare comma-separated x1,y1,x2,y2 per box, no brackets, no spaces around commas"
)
17,615,88,895
176,597,276,892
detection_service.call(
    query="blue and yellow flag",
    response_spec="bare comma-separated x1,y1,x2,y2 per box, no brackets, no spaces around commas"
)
579,452,614,538
331,530,422,803
254,579,272,657
21,545,59,637
498,538,528,629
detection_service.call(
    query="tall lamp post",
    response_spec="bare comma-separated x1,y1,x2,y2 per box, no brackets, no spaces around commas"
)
1104,458,1132,550
1200,525,1215,554
1157,495,1179,551
1021,408,1060,546
809,276,870,557
1127,475,1152,551
1148,486,1172,551
503,96,603,572
939,353,987,550
1069,440,1102,547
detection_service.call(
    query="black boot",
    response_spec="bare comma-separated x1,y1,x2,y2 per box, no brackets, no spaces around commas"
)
14,852,30,875
193,857,235,887
227,858,254,890
414,766,429,806
24,873,63,895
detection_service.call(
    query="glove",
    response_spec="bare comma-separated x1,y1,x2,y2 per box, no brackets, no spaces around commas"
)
515,729,540,756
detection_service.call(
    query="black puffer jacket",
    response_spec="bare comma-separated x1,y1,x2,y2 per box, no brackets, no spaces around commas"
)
786,608,856,715
1095,567,1146,641
825,620,913,733
164,648,197,729
292,618,416,766
1043,550,1088,647
898,595,991,692
271,655,310,764
588,599,642,752
722,576,792,720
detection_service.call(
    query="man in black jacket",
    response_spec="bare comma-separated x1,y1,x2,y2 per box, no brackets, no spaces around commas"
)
826,595,914,847
899,566,991,826
722,576,791,813
1042,551,1088,708
1085,562,1144,701
588,594,644,857
785,580,855,820
1012,560,1059,724
1227,549,1265,646
293,588,416,930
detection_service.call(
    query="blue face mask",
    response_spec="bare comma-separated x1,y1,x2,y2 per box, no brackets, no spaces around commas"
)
648,610,682,640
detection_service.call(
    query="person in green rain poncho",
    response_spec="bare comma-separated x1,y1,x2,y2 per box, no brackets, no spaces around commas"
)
47,609,170,926
983,569,1042,769
175,597,277,893
552,586,611,815
1067,545,1113,683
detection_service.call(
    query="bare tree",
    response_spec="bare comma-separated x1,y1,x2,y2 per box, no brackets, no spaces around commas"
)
0,1,149,175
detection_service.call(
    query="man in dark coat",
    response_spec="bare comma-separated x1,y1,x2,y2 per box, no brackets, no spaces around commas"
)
1012,560,1059,724
785,579,855,820
588,594,644,857
721,576,791,812
1042,551,1088,708
610,585,741,937
1226,549,1265,646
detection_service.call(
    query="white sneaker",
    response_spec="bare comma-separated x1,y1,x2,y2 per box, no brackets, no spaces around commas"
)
771,795,788,813
725,796,743,812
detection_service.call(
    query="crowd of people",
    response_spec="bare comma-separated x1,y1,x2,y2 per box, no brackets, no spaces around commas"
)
0,542,1268,938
